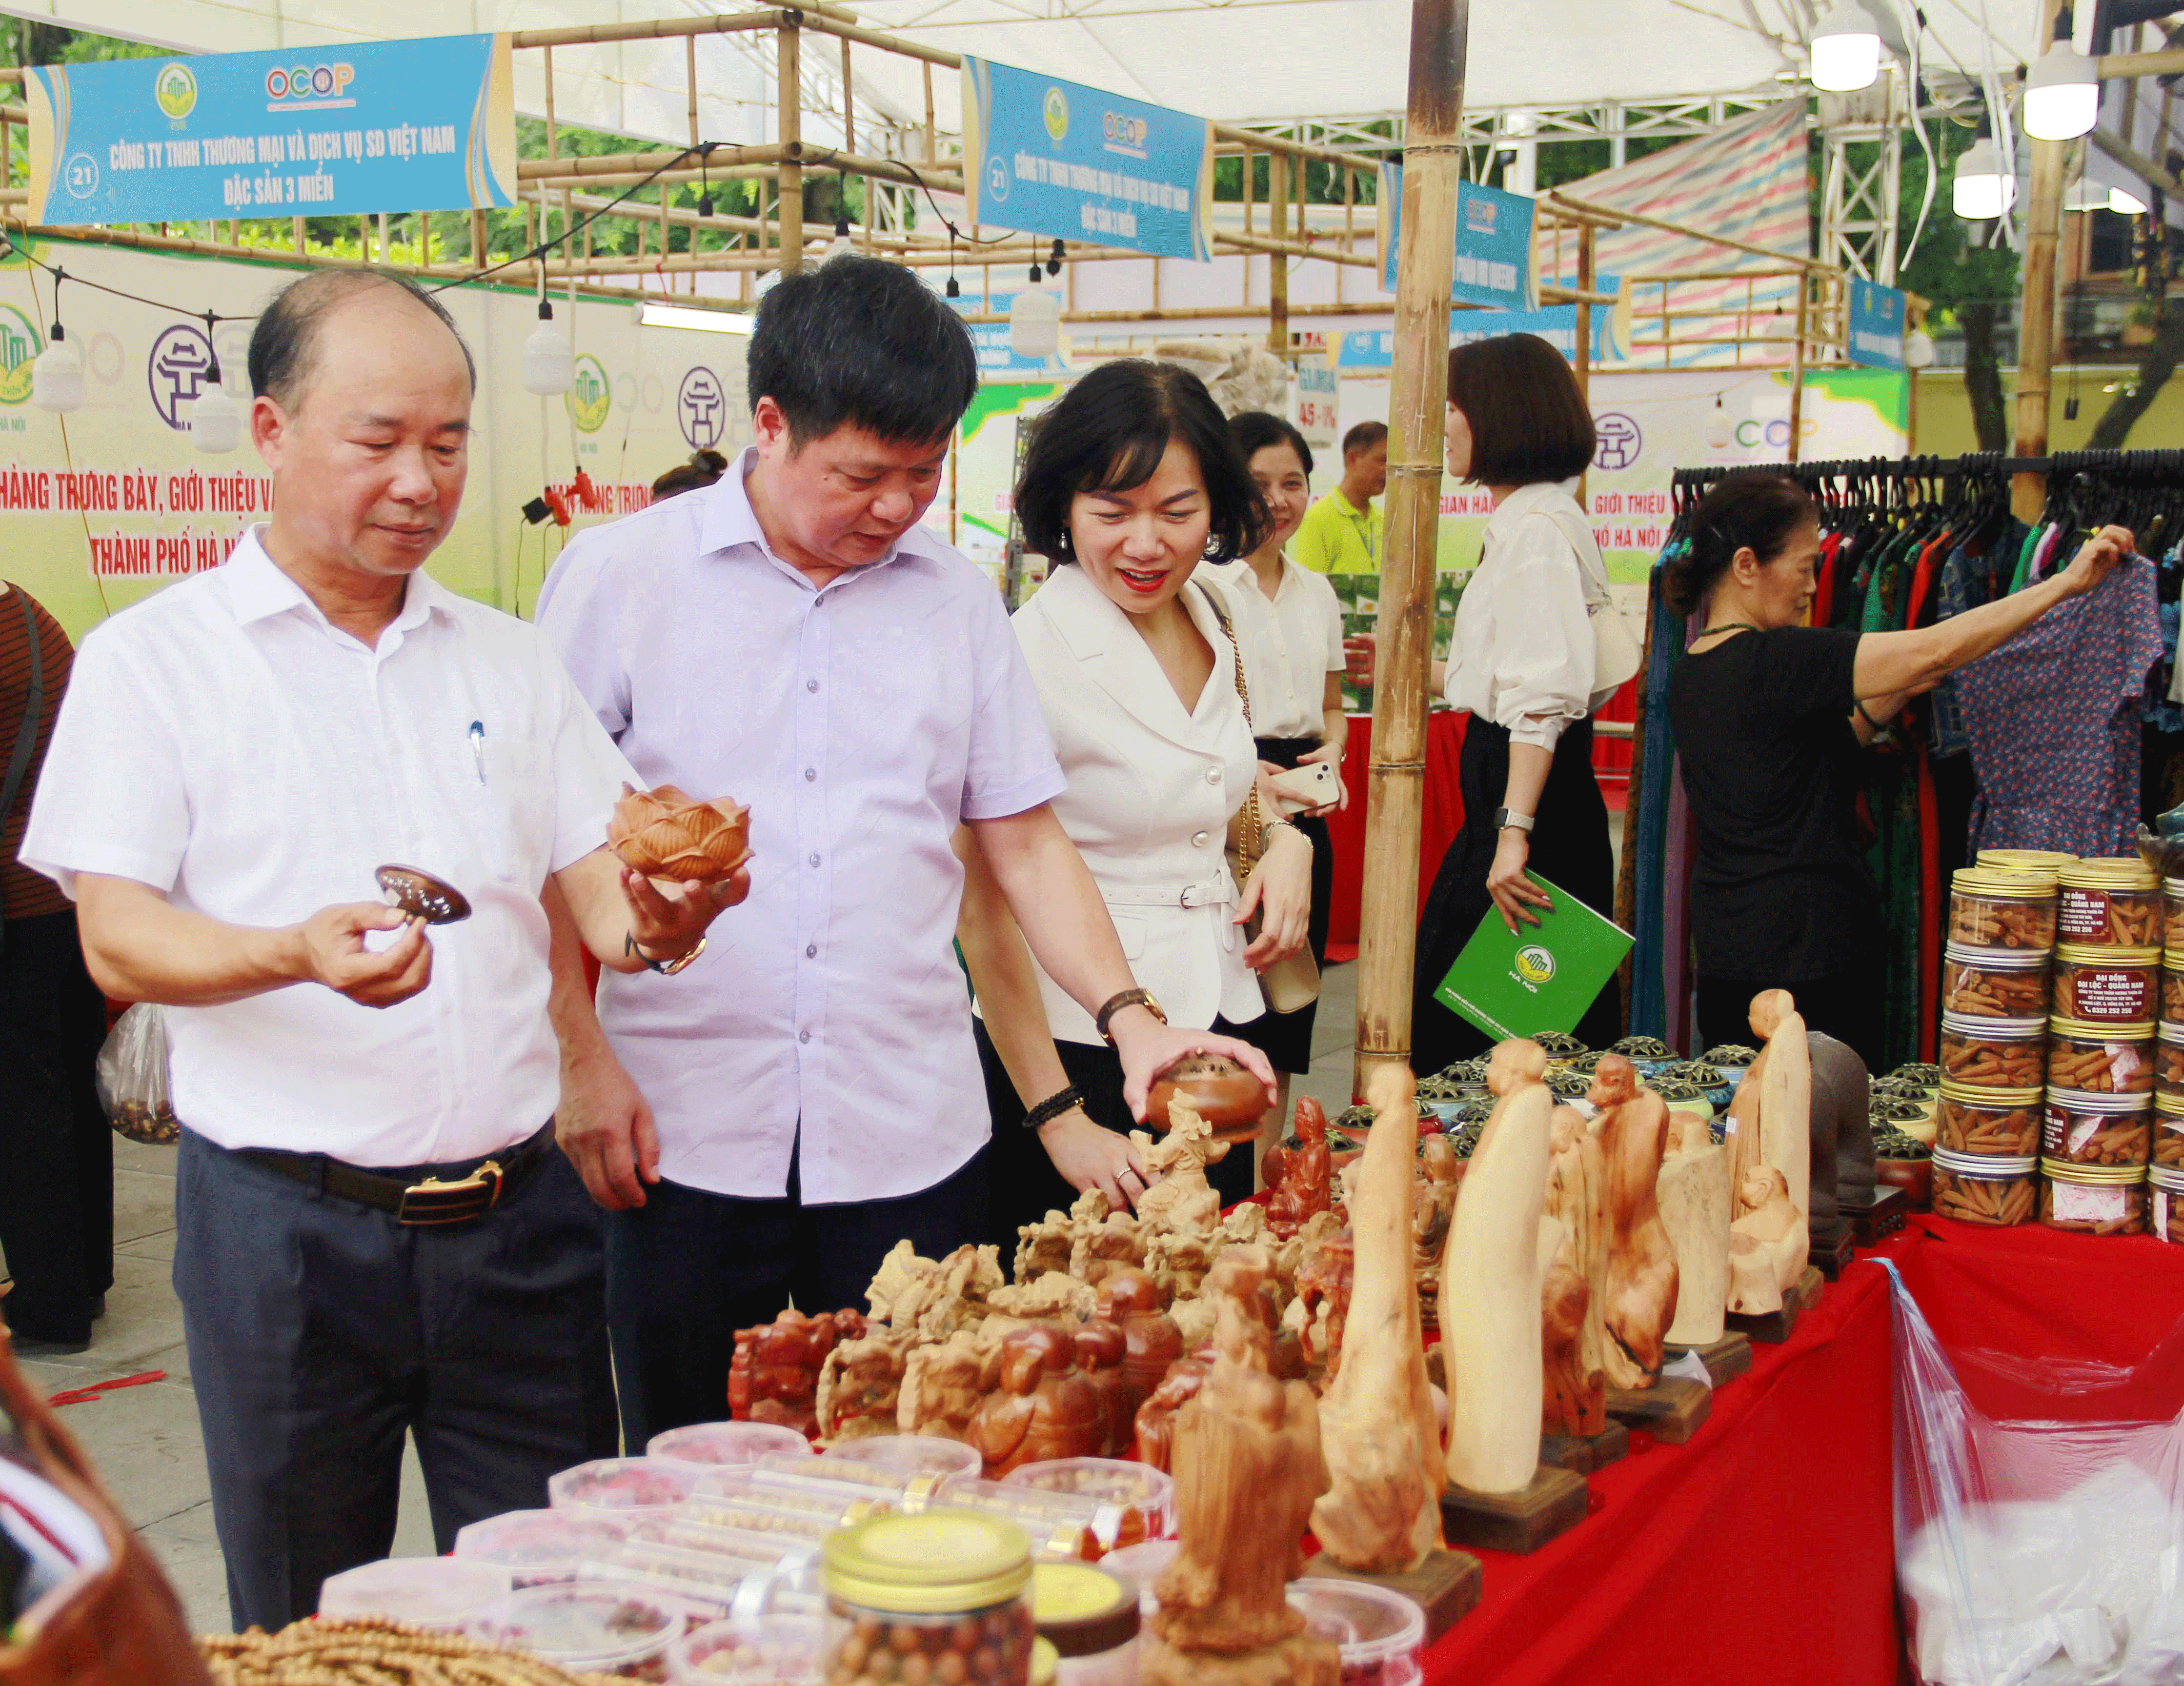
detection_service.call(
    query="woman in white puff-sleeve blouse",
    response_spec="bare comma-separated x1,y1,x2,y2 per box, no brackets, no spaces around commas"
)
958,361,1313,1243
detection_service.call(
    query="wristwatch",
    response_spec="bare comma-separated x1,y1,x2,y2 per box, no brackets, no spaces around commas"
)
627,932,708,976
1095,988,1167,1046
1492,808,1536,834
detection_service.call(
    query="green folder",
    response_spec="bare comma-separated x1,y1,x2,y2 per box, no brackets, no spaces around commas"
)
1432,873,1634,1044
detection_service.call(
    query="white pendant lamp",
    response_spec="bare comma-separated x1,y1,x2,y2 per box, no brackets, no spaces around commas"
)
1009,269,1060,360
1953,125,2014,221
522,300,574,396
1903,328,1937,370
2024,15,2100,142
1703,395,1733,450
189,381,241,454
1809,0,1883,93
30,327,83,414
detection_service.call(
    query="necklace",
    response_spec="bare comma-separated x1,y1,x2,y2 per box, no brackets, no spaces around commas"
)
1694,621,1761,640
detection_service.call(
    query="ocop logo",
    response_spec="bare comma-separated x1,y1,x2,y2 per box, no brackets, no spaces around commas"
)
0,305,42,407
566,355,611,433
1103,112,1148,148
1514,944,1557,987
154,63,198,120
1042,85,1070,142
265,62,355,101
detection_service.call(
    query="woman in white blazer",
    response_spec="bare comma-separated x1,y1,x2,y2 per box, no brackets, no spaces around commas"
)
961,361,1314,1240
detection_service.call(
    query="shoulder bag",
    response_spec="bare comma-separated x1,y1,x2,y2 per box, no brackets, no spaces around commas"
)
1533,504,1645,696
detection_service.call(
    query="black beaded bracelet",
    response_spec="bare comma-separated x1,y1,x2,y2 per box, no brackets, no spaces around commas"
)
1022,1085,1086,1131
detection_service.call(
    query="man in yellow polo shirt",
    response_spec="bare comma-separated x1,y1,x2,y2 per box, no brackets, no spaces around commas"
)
1291,421,1387,574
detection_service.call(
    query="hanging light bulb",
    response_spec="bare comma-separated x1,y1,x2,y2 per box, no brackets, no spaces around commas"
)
2109,185,2150,215
1703,395,1733,450
1953,122,2014,221
945,274,961,298
2024,10,2100,142
1010,283,1061,360
827,215,854,260
31,326,83,414
1903,327,1937,369
1808,0,1883,93
189,380,240,454
522,300,573,396
1046,239,1065,279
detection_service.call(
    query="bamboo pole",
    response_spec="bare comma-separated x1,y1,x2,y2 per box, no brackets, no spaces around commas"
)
2014,0,2070,521
1574,222,1594,507
777,18,804,271
1786,271,1808,463
842,32,862,250
1356,0,1464,1096
543,45,558,160
1268,150,1289,354
923,61,937,167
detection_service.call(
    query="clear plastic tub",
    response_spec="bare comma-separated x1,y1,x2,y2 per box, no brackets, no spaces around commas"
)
579,1542,776,1614
2038,1160,2147,1236
1948,868,2058,951
2150,1164,2184,1245
1941,943,2053,1020
1938,1013,2047,1091
1934,1083,2042,1158
2166,877,2184,952
696,1470,899,1529
2052,944,2160,1024
667,1501,839,1550
650,1422,814,1471
318,1556,511,1629
2160,1092,2184,1170
2041,1090,2152,1168
2161,1024,2184,1104
2165,958,2184,1026
465,1581,688,1679
552,1457,708,1522
668,1614,824,1684
2046,1017,2154,1096
1003,1458,1175,1546
1289,1576,1426,1686
811,1434,982,1486
1930,1148,2039,1228
454,1509,633,1588
631,1517,821,1575
923,1477,1117,1561
2057,859,2161,947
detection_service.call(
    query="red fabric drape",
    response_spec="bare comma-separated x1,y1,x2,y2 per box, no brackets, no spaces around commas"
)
1326,713,1469,958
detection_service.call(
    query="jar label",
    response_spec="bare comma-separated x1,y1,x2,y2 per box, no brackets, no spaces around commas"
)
2060,888,2111,939
2067,967,2153,1020
2052,1181,2127,1223
2160,1190,2171,1236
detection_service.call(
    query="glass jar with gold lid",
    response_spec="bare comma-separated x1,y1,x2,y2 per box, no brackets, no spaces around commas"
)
822,1511,1037,1686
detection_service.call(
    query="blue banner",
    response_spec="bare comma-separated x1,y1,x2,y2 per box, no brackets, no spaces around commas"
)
26,34,517,224
1376,167,1539,311
1847,280,1907,370
1336,277,1627,369
962,58,1213,262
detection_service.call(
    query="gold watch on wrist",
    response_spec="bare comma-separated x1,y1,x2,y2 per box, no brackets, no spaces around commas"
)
1095,988,1167,1046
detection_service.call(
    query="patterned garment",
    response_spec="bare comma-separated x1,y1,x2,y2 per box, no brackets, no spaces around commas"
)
1927,522,2027,761
1958,557,2166,856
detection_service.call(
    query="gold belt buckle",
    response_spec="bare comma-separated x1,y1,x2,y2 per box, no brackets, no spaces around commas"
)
396,1158,505,1225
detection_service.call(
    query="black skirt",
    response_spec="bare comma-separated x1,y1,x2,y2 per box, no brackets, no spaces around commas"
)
1224,734,1335,1077
1411,717,1620,1074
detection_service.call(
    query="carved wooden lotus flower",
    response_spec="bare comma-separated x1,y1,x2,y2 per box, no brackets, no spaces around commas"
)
608,783,753,883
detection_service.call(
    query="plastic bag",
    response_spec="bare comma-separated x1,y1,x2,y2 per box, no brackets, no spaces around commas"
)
94,1004,179,1146
1882,1258,2184,1685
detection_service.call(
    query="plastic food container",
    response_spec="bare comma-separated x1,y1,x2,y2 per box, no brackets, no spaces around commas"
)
2166,877,2184,951
633,1517,823,1573
2160,1092,2184,1169
1289,1576,1427,1686
1030,1563,1139,1686
1948,868,2058,952
671,1500,840,1549
1930,1148,2039,1228
651,1423,814,1472
2052,944,2160,1023
582,1542,776,1613
2058,858,2162,947
820,1512,1037,1686
2046,1018,2155,1096
1935,1083,2042,1158
1097,1540,1177,1618
926,1477,1121,1561
319,1557,512,1629
2159,1024,2184,1104
668,1614,824,1684
2041,1089,2152,1168
455,1510,633,1588
1939,1013,2048,1091
2164,957,2184,1026
1942,943,2053,1020
1003,1459,1175,1546
2038,1160,2146,1235
693,1472,897,1531
466,1582,688,1679
815,1435,983,1486
2150,1164,2184,1245
1976,848,2075,882
553,1458,708,1522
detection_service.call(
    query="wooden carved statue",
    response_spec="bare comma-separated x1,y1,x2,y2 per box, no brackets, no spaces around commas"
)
1594,1057,1680,1390
1443,1040,1559,1497
1807,1030,1874,1224
1095,1265,1185,1410
1131,1103,1230,1235
1288,1227,1355,1379
1658,1108,1731,1348
1262,1098,1334,1239
866,1241,1004,1342
1070,1188,1150,1285
897,1329,991,1443
1014,1208,1077,1283
814,1328,909,1444
728,1308,865,1435
1311,1066,1444,1575
1143,1246,1337,1686
1727,1165,1805,1315
1132,1354,1211,1473
968,1324,1105,1477
1724,990,1811,1288
1074,1319,1135,1457
1414,1134,1462,1327
1539,1101,1609,1438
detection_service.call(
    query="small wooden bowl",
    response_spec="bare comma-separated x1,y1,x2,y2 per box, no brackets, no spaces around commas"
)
1146,1055,1266,1133
1875,1156,1933,1211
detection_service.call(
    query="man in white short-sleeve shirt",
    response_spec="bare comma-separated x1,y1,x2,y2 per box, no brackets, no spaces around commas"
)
539,255,1270,1446
19,270,743,1631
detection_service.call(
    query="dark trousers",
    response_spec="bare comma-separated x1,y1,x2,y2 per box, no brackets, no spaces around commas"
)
174,1128,617,1632
1696,970,1884,1075
605,1143,990,1451
0,909,112,1343
1231,734,1336,1077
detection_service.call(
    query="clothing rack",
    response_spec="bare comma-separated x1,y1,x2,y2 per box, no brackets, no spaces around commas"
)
1671,450,2184,491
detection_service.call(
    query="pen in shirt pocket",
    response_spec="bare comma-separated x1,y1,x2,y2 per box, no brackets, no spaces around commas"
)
469,720,486,783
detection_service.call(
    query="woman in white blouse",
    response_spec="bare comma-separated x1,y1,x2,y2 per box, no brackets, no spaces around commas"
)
1362,334,1621,1071
960,361,1313,1236
1202,411,1346,1105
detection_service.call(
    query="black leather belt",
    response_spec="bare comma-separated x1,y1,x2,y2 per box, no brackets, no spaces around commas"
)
239,1121,557,1225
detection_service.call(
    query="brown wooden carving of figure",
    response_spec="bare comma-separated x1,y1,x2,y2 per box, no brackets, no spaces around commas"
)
897,1329,991,1443
814,1329,909,1444
1074,1320,1135,1458
1096,1265,1184,1413
728,1308,865,1435
1539,1102,1608,1437
1291,1228,1355,1380
1262,1098,1334,1239
1133,1355,1212,1473
1593,1056,1680,1390
968,1324,1105,1477
1414,1133,1462,1327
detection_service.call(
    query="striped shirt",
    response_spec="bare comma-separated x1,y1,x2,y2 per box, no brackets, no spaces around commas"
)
0,584,72,922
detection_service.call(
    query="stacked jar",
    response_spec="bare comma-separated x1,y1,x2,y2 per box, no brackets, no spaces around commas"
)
2042,858,2160,1235
2164,871,2184,1180
1936,866,2059,1227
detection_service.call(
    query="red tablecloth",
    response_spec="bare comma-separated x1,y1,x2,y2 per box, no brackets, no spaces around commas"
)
1327,713,1468,957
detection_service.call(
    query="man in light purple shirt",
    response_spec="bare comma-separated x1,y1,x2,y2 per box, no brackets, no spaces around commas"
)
539,255,1270,1444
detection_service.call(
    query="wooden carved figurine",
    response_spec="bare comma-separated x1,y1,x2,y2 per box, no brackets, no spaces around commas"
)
1288,1226,1355,1379
1443,1040,1559,1496
1262,1098,1334,1239
1727,1165,1805,1315
1312,1066,1444,1575
728,1308,865,1435
1539,1101,1609,1438
1074,1320,1135,1458
1143,1247,1337,1686
1096,1265,1184,1417
1014,1208,1077,1284
814,1329,909,1444
968,1324,1105,1477
608,783,752,882
1070,1188,1149,1285
1724,990,1811,1288
1132,1355,1211,1474
1132,1103,1230,1234
1414,1133,1462,1327
1658,1108,1731,1347
1593,1056,1680,1390
897,1329,991,1443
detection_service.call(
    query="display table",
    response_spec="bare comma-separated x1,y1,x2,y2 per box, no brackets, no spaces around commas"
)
1327,711,1469,956
1417,1216,2184,1686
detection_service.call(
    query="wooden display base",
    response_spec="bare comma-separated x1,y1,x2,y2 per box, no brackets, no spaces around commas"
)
1538,1419,1629,1474
1438,1465,1588,1555
1306,1548,1482,1643
1141,1629,1341,1686
1663,1330,1753,1384
1604,1375,1712,1445
1808,1215,1855,1280
1724,1264,1825,1345
1841,1185,1908,1247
